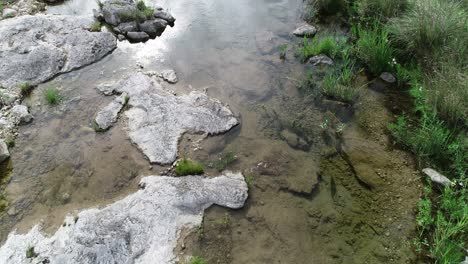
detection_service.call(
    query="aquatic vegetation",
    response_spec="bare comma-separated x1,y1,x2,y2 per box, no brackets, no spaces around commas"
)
321,71,359,103
278,44,288,60
297,36,345,62
245,174,255,189
175,159,204,176
90,21,102,32
354,23,395,75
18,82,33,96
43,87,61,105
4,136,15,148
214,212,231,227
189,256,207,264
211,151,236,172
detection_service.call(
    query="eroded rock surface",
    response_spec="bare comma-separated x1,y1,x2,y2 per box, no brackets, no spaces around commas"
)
0,139,9,163
0,172,249,264
96,73,238,164
94,93,127,130
0,15,117,90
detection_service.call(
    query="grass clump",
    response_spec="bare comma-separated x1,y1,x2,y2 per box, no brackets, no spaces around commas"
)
297,36,345,62
321,72,358,103
18,82,34,96
26,246,38,259
388,0,468,61
309,0,345,16
90,21,102,32
212,151,237,172
245,174,255,189
357,0,408,21
43,87,61,105
189,256,207,264
354,23,395,75
175,159,204,176
119,0,154,22
278,44,288,60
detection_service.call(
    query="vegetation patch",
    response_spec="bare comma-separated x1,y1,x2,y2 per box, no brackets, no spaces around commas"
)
18,82,34,96
189,256,207,264
297,36,346,62
26,246,38,259
43,87,61,105
211,151,237,172
175,159,204,176
118,0,154,23
90,21,102,32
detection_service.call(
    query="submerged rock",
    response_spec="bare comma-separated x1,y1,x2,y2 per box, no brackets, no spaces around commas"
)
96,73,238,164
292,24,317,37
422,168,454,186
0,15,117,90
0,139,9,163
0,172,248,264
94,93,128,130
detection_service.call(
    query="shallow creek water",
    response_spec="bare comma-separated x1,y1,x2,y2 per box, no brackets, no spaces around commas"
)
0,0,421,263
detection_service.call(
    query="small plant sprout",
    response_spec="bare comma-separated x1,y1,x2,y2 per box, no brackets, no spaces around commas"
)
189,256,207,264
90,21,102,32
175,158,204,176
336,123,345,134
19,82,34,96
215,212,231,227
26,246,38,259
319,118,329,130
245,174,255,189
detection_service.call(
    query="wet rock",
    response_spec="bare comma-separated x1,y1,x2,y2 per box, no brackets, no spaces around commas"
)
94,93,127,130
0,15,117,90
280,129,309,151
153,10,175,25
292,24,317,37
2,8,17,18
101,0,136,26
160,69,178,84
0,172,248,263
126,31,150,42
139,19,167,38
379,72,396,84
116,21,138,33
98,73,238,164
10,105,33,125
341,136,388,189
422,168,454,186
7,207,17,216
0,139,9,163
309,54,333,66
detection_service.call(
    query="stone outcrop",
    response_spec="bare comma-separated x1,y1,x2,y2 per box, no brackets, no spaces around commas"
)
10,105,33,125
94,93,127,130
0,15,117,90
95,0,175,43
0,172,249,264
96,73,238,164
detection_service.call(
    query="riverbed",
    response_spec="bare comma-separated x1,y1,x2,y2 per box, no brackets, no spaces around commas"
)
0,0,422,263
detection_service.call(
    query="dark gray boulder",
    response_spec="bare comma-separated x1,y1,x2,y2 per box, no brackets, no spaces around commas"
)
126,31,150,42
117,21,138,33
153,10,175,25
139,19,167,37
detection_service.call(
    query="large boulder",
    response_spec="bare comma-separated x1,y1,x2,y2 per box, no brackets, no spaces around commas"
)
96,73,239,164
101,0,136,26
0,172,249,264
138,19,167,38
0,15,117,90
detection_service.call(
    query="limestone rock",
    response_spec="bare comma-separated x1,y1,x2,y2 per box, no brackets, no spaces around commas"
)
0,139,9,163
422,168,454,186
10,105,33,125
94,93,127,130
292,24,317,37
153,10,175,25
380,72,396,84
97,73,238,164
116,21,138,34
0,15,117,90
309,54,333,66
0,172,249,264
138,19,167,38
2,8,17,18
160,69,178,84
101,0,136,26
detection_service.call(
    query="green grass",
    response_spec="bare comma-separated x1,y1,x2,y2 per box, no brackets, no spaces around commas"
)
297,36,345,62
278,44,288,59
354,22,395,75
4,136,14,148
189,256,207,264
321,72,359,103
388,0,468,61
357,0,408,21
175,159,204,176
119,0,154,22
43,87,61,105
18,82,33,96
90,21,102,32
245,174,255,189
309,0,344,16
211,151,236,172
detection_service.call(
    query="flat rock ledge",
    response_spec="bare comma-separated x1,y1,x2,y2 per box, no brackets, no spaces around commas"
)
0,172,249,264
94,0,175,43
96,72,239,164
0,15,117,90
94,93,128,130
